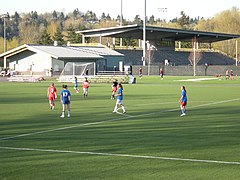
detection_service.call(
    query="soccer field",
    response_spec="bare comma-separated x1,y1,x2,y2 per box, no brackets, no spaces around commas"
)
1,76,240,180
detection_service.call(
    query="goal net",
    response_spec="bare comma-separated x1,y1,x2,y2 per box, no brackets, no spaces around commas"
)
58,62,94,82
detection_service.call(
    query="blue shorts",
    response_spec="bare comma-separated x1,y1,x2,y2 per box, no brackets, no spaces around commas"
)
116,99,123,105
62,100,70,105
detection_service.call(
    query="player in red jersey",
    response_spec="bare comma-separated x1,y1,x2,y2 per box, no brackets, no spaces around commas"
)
82,77,89,98
47,83,57,110
111,79,118,99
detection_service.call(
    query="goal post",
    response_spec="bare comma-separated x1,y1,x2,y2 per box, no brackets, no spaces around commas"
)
58,62,95,82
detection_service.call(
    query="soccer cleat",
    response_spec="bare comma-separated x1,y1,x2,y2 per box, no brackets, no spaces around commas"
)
60,115,65,118
123,111,126,114
67,114,70,118
180,113,186,117
112,111,117,113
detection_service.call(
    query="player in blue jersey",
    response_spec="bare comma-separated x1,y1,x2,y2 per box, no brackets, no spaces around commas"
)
60,84,71,118
179,85,187,116
113,83,126,113
73,77,79,93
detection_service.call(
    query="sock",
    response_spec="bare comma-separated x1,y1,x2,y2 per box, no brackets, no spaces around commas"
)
122,106,126,112
113,106,118,112
68,111,70,116
62,111,65,116
182,109,185,114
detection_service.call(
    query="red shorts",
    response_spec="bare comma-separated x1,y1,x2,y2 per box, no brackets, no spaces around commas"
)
48,96,55,101
112,87,117,92
181,102,187,106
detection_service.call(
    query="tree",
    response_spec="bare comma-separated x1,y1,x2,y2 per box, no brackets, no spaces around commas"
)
18,22,41,44
149,15,155,24
178,11,190,29
133,15,142,25
66,24,81,43
53,27,65,45
38,29,53,45
52,10,58,21
101,13,106,20
59,12,65,22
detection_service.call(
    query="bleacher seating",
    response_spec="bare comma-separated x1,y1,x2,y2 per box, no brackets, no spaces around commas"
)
116,49,236,66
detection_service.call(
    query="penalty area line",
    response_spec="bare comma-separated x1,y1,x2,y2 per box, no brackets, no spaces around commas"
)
0,146,240,165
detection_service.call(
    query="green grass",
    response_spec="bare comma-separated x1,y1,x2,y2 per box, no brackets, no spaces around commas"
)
1,76,240,180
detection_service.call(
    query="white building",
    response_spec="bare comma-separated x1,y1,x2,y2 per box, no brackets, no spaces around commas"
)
0,44,124,76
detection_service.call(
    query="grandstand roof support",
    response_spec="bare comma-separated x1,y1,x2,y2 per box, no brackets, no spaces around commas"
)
82,34,85,45
193,36,197,76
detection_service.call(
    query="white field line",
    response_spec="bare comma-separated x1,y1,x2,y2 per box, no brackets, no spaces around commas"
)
0,146,240,165
178,78,219,82
1,98,239,141
0,116,129,141
116,111,134,117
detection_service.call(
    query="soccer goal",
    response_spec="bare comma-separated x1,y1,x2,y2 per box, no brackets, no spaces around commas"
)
58,62,95,82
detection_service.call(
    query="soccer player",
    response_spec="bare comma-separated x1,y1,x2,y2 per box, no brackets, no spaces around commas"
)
225,69,229,80
179,85,187,116
230,69,234,80
47,83,57,110
113,83,126,113
111,79,118,99
82,77,89,98
73,77,79,93
160,68,164,80
139,67,143,79
60,85,71,118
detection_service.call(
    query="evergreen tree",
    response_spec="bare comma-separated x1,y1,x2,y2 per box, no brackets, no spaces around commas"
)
133,15,142,25
38,29,53,45
52,10,58,21
59,12,65,22
73,9,79,19
101,13,106,20
66,24,81,43
53,27,65,45
178,11,190,29
149,15,155,24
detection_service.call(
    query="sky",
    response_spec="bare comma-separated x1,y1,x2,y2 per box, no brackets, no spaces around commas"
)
0,0,239,21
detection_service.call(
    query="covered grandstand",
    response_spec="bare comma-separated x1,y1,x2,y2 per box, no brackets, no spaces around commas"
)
116,49,236,66
77,25,240,76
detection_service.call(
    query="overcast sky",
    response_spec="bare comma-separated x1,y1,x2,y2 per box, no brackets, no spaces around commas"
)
1,0,239,21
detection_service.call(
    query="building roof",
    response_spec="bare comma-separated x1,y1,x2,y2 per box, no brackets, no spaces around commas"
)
76,24,240,43
0,44,124,59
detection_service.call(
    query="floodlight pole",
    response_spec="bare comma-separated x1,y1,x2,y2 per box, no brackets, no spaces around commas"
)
1,14,7,68
120,0,123,46
236,40,238,66
142,0,146,66
193,41,196,76
1,14,7,53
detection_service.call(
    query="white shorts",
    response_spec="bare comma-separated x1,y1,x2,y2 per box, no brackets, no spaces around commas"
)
116,99,123,105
